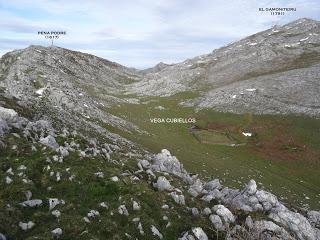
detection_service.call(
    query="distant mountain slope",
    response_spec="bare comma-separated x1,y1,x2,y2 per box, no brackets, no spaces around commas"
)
0,18,320,125
128,18,320,116
140,62,172,74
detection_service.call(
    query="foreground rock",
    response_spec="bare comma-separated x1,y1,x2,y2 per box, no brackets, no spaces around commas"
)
151,149,320,240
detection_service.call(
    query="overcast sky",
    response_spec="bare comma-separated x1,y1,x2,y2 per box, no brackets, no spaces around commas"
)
0,0,319,68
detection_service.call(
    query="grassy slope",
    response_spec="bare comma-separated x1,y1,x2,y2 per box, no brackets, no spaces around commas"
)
105,92,320,209
1,92,225,239
0,129,227,239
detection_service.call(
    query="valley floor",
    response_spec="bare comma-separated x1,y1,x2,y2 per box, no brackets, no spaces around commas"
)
104,92,320,210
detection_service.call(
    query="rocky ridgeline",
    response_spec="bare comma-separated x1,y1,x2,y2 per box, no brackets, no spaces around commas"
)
128,18,320,116
149,149,320,240
0,44,143,135
1,106,320,240
1,18,320,120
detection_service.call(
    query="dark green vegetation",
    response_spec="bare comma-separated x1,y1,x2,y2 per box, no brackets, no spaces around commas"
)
105,92,320,209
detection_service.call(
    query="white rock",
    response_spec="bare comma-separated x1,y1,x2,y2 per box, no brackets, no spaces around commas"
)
118,205,129,216
35,88,46,96
213,205,235,223
51,227,62,239
245,216,253,229
244,179,257,195
49,198,60,211
255,190,278,210
39,135,59,150
95,172,104,178
170,192,185,205
139,159,151,169
132,201,141,211
138,222,144,235
19,221,35,231
56,172,61,182
153,176,173,191
188,179,203,197
87,210,100,218
192,227,208,240
20,199,42,207
52,210,61,218
242,132,252,137
111,176,119,182
245,88,256,92
0,107,18,121
151,225,163,239
5,176,12,184
100,202,108,209
202,207,212,216
192,208,199,216
204,179,221,191
18,165,27,170
6,168,14,175
209,214,225,231
146,169,156,178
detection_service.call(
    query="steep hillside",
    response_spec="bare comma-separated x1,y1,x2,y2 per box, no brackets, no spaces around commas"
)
0,45,144,137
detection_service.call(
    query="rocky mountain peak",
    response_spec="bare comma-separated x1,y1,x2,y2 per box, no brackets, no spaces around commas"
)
140,61,172,74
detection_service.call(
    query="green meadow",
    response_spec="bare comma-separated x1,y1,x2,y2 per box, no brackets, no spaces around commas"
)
105,92,320,209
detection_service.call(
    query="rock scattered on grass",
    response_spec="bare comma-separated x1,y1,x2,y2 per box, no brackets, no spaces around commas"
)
153,176,173,191
118,205,129,216
51,227,62,239
151,225,163,239
18,221,35,231
132,201,141,211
